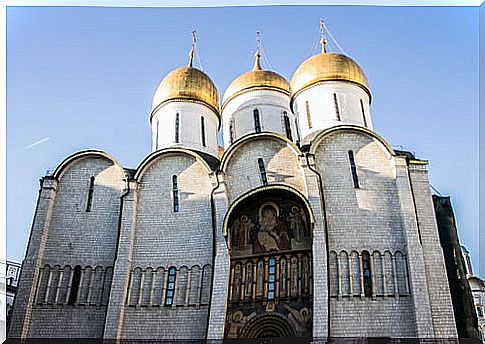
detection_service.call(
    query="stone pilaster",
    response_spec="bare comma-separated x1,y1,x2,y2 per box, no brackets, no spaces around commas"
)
393,157,434,337
8,177,58,339
103,180,138,340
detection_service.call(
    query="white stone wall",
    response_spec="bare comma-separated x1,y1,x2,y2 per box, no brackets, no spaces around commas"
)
222,90,296,147
118,151,215,339
10,153,126,339
292,81,372,141
312,130,417,336
151,101,219,157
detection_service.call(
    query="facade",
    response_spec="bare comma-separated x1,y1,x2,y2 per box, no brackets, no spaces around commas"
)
9,35,459,340
462,247,485,340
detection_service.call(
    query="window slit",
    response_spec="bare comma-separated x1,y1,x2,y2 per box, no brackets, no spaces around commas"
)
86,176,95,212
258,158,268,186
165,267,177,306
283,112,292,141
348,150,359,188
229,119,235,144
305,101,312,129
68,265,82,305
362,251,372,297
254,109,261,133
175,113,180,143
172,175,179,212
334,93,341,121
201,116,206,147
360,99,368,127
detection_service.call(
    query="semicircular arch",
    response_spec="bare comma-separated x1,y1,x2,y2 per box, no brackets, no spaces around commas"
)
53,149,126,180
134,147,214,180
223,184,314,238
220,132,302,173
309,125,395,157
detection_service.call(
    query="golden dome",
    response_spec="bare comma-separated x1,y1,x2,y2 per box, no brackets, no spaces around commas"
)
290,52,370,99
222,52,290,109
151,55,220,120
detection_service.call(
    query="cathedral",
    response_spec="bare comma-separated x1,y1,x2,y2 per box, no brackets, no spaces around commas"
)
9,28,459,341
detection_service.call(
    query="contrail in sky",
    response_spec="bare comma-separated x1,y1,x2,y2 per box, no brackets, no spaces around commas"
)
22,137,50,151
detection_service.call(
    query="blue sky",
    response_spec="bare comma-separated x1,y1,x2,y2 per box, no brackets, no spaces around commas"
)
6,5,481,276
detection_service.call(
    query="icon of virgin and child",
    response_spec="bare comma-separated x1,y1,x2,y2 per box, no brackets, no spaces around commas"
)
231,202,295,254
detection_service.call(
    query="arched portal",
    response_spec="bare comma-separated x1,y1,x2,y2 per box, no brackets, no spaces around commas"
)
223,186,314,339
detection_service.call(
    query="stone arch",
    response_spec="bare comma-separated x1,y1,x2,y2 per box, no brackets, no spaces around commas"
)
309,124,395,158
134,147,214,181
220,131,301,172
53,149,126,181
223,184,314,339
223,184,315,238
240,312,296,338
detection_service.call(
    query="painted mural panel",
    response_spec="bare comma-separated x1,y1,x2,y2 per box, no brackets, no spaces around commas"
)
225,195,313,339
228,198,311,257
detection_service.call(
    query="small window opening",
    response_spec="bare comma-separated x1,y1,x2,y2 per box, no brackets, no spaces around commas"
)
258,158,268,186
295,118,301,142
360,99,368,127
165,267,177,306
268,257,276,300
348,150,359,188
172,175,179,212
229,119,235,144
283,112,293,141
334,93,341,121
175,113,180,143
305,101,313,129
201,116,206,147
155,120,159,150
86,176,95,212
254,109,261,133
68,265,82,305
362,251,372,297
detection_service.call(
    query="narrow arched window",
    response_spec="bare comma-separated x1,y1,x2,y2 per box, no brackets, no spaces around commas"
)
258,158,268,186
295,118,301,142
267,257,276,300
229,119,235,144
86,176,95,212
334,93,341,121
305,100,312,129
175,113,180,143
362,251,372,297
201,116,206,147
360,99,368,127
172,175,179,212
283,112,292,141
165,267,176,306
253,109,261,133
155,120,159,150
348,150,359,188
68,265,82,305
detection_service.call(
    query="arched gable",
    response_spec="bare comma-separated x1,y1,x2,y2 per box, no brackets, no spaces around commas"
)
223,184,315,237
53,149,126,180
220,132,302,173
134,147,214,180
309,125,395,158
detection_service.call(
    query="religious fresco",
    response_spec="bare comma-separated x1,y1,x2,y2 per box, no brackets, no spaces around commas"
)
228,198,311,257
225,196,313,339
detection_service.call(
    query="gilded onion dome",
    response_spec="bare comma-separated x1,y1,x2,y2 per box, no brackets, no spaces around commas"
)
290,52,370,100
222,52,290,110
151,50,221,120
